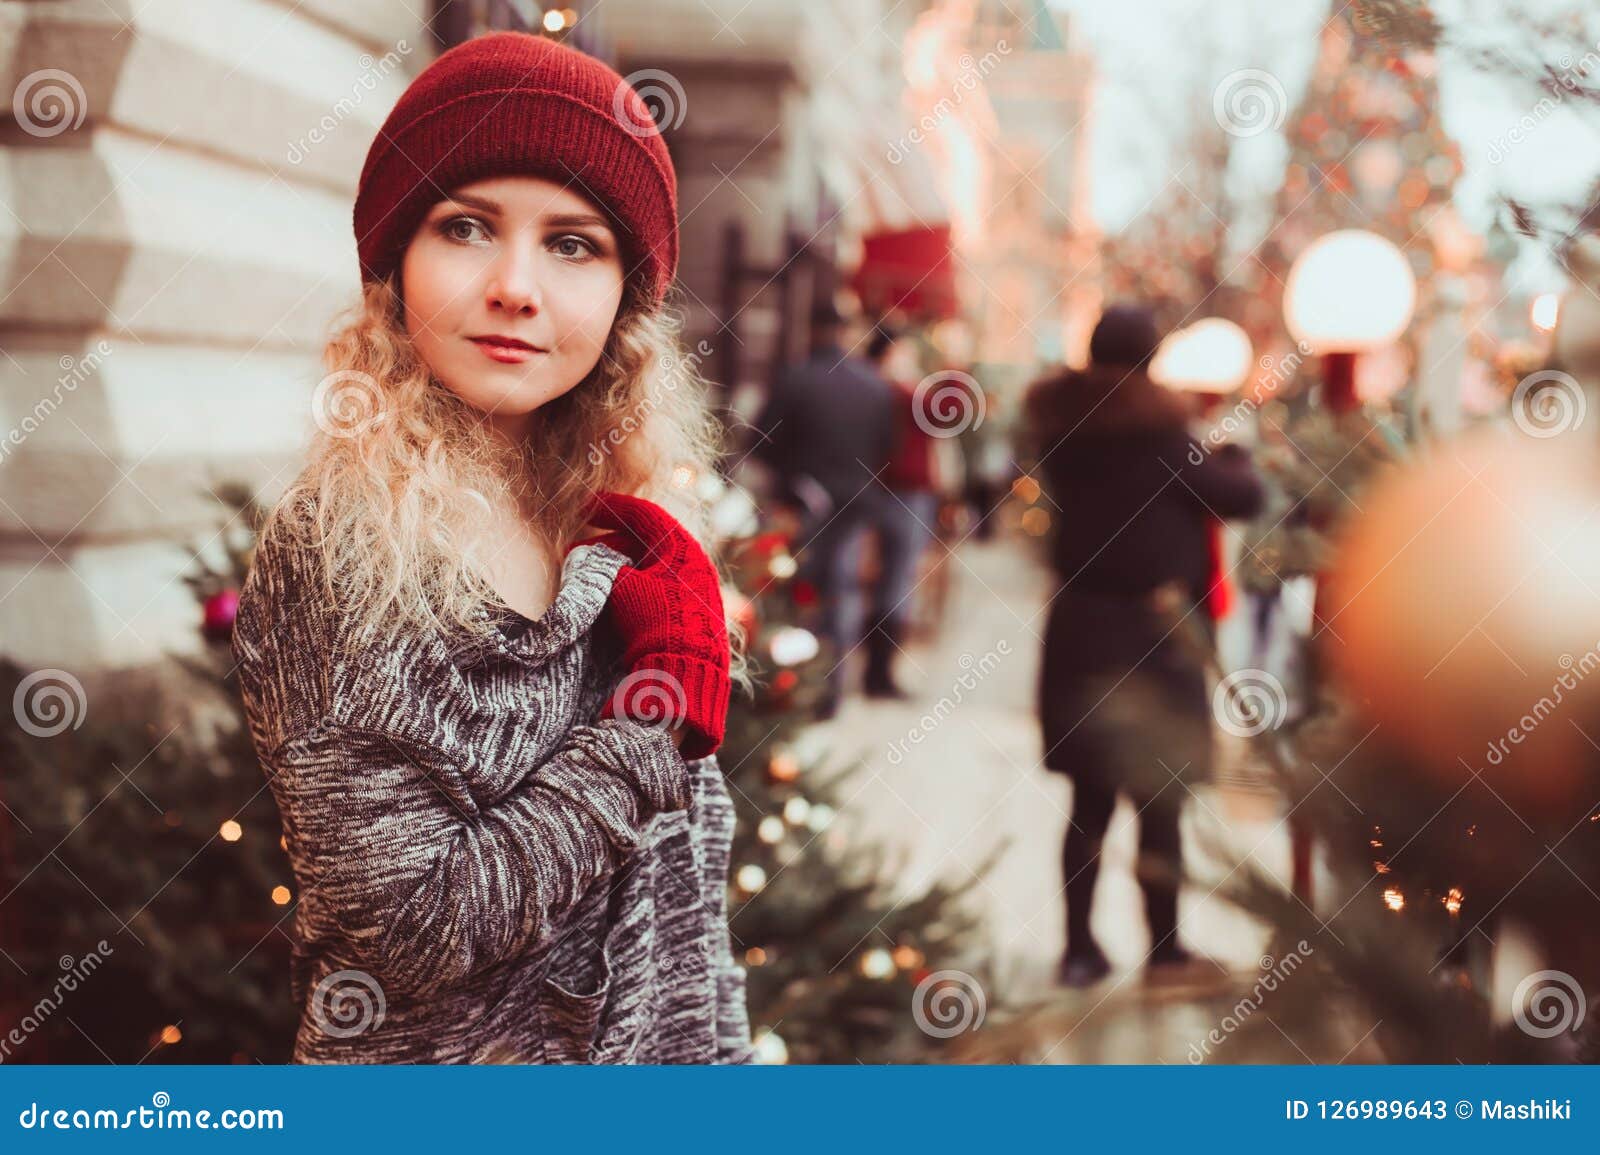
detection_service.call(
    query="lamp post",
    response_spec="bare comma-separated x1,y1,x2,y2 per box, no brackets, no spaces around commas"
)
1283,229,1417,413
1280,232,1416,909
1150,317,1254,397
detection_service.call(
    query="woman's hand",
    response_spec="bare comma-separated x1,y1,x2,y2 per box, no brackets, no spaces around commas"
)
572,491,731,760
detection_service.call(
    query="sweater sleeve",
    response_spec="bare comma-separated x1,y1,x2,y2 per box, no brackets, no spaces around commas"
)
684,755,754,1064
1172,438,1267,520
263,717,690,1000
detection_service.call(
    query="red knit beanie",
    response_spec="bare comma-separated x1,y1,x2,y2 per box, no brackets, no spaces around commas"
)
353,32,679,304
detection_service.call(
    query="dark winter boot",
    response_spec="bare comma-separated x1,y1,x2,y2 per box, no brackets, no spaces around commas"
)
1056,940,1111,988
863,616,909,700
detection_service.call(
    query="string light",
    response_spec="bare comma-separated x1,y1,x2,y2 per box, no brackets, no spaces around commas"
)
1383,886,1405,912
891,944,924,969
1443,886,1463,916
270,886,291,906
782,796,811,826
735,864,768,893
219,820,242,842
768,750,801,783
858,948,896,979
752,1030,789,1064
1530,292,1560,333
769,627,819,667
757,816,786,844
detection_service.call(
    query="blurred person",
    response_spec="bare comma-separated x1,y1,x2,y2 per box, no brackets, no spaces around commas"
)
861,323,944,699
231,33,749,1063
963,383,1014,539
1022,304,1265,988
753,302,896,718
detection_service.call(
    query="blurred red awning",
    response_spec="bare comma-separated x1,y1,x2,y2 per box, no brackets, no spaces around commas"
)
850,224,959,320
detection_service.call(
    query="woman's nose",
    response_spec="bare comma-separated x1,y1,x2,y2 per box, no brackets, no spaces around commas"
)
485,241,542,316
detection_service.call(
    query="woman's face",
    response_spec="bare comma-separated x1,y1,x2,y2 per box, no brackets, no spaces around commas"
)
400,175,626,441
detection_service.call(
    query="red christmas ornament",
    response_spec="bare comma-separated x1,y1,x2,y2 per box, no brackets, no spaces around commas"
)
202,589,239,640
790,580,818,608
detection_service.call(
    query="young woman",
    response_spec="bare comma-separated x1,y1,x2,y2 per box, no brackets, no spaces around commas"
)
232,32,751,1064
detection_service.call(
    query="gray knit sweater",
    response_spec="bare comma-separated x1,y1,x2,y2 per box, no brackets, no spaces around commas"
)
231,526,751,1064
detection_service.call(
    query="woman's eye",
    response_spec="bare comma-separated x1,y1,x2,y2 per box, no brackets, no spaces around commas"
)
551,234,597,260
440,216,489,244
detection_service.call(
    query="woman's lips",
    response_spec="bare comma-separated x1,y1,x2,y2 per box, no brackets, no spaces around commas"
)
469,337,547,364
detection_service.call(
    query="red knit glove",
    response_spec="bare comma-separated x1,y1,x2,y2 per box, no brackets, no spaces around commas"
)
570,491,731,760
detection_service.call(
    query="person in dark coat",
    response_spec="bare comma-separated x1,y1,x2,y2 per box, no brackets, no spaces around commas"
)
753,303,896,716
1022,304,1265,988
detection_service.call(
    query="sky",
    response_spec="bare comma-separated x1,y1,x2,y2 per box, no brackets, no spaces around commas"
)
1049,0,1600,292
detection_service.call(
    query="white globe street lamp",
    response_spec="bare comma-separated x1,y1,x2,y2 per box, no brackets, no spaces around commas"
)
1151,318,1255,394
1283,229,1417,412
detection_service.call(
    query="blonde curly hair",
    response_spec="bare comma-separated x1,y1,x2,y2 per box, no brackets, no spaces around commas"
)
259,275,749,689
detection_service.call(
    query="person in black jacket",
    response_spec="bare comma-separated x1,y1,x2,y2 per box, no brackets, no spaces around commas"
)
753,303,896,717
1022,304,1265,988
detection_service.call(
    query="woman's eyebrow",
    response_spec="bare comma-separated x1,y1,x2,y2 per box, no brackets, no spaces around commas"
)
428,197,613,233
435,191,502,215
541,212,613,231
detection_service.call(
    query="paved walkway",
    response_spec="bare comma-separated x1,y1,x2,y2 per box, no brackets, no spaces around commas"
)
801,532,1338,1061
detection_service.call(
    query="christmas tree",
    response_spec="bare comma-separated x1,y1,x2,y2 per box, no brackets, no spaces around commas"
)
1264,4,1466,331
699,476,997,1064
1351,0,1600,248
0,483,296,1064
1,481,991,1064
